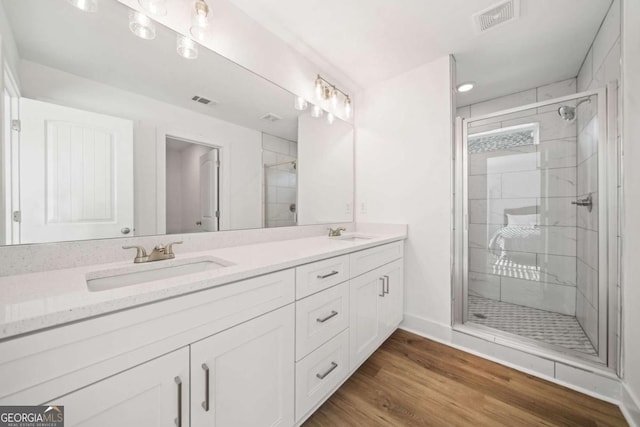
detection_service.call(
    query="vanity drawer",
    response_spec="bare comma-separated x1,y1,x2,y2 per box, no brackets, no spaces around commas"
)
350,241,403,278
295,281,349,360
295,329,349,421
295,255,349,299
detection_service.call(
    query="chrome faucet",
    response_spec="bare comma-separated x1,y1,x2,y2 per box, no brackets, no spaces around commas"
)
328,227,346,237
123,241,183,263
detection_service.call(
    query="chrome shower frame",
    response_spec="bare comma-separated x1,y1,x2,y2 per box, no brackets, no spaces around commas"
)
452,85,621,373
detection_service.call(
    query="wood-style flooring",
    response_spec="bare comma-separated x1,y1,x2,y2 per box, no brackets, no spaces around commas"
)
304,329,627,427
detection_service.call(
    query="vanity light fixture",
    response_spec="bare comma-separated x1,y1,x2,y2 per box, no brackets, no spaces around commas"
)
456,82,475,92
129,10,156,40
138,0,167,16
68,0,98,12
313,75,352,119
177,35,198,59
294,96,308,111
326,112,335,125
190,0,211,42
310,105,324,118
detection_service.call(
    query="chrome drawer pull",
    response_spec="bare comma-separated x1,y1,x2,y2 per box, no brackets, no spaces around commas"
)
317,270,339,279
201,363,210,411
316,362,338,379
379,277,385,297
316,310,338,323
174,376,182,427
383,275,390,294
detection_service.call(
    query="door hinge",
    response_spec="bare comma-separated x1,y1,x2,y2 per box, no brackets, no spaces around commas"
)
215,211,220,218
12,210,21,222
216,160,221,168
11,119,21,132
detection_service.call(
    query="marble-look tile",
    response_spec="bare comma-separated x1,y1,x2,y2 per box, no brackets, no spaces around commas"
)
467,122,502,133
471,199,537,225
577,154,598,196
456,106,471,119
577,227,599,270
577,48,593,92
502,167,576,199
469,271,501,299
577,191,599,231
592,0,620,72
266,168,290,187
576,291,599,347
538,197,577,227
289,141,298,156
502,110,577,142
537,79,577,113
577,258,599,307
501,277,576,315
469,199,487,224
577,117,598,164
537,138,577,169
276,187,296,204
262,134,290,155
469,146,537,176
602,38,621,87
537,253,577,287
501,226,576,257
468,174,502,200
470,89,537,117
262,150,277,165
469,248,537,279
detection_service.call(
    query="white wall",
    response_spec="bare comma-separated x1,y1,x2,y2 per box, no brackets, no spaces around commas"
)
297,114,353,225
18,60,263,235
0,1,20,84
622,0,640,422
356,55,453,326
165,148,184,234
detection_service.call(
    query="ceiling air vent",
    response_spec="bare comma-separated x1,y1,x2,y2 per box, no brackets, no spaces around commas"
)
473,0,520,33
191,95,216,105
260,113,282,122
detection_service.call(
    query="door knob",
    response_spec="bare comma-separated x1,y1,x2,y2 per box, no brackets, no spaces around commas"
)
121,227,131,234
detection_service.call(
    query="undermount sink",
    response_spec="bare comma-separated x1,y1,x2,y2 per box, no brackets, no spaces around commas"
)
332,234,374,242
86,256,233,292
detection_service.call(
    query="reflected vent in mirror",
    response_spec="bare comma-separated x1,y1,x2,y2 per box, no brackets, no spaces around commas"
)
473,0,520,33
191,95,216,105
260,113,282,122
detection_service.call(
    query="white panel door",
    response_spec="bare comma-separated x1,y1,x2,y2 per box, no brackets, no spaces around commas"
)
19,98,133,243
349,268,385,370
190,305,295,427
380,259,405,336
46,347,189,427
199,149,219,232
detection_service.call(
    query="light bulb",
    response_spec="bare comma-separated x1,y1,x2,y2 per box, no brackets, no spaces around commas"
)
190,0,210,42
294,96,308,111
129,10,156,40
456,82,475,92
344,96,352,119
311,105,323,118
177,35,198,59
68,0,98,12
314,77,324,100
326,112,335,125
330,87,338,109
138,0,166,16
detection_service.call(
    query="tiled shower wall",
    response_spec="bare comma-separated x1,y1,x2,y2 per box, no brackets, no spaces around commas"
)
574,0,621,348
262,133,298,228
457,78,579,316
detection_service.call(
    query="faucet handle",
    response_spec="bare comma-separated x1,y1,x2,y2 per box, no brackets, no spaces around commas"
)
165,241,183,255
123,245,148,262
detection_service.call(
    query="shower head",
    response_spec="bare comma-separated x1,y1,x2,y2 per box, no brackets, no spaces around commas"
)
557,98,591,122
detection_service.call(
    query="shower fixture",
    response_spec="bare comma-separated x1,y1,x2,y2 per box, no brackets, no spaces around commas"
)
557,98,591,122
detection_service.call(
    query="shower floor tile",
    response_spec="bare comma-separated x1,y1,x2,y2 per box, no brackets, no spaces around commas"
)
468,295,597,356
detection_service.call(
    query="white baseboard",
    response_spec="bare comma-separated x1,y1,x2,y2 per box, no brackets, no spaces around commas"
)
621,384,640,427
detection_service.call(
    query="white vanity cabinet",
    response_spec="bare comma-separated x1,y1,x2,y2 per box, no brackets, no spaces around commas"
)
190,305,295,427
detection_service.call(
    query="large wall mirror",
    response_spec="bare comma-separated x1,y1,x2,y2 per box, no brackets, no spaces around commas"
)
0,0,354,246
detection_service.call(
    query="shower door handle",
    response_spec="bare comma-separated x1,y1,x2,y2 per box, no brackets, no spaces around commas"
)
571,194,593,212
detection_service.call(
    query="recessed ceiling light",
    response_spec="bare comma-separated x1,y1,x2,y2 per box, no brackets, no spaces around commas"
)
68,0,98,12
457,82,475,93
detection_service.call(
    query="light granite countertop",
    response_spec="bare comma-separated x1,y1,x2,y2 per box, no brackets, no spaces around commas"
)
0,230,406,340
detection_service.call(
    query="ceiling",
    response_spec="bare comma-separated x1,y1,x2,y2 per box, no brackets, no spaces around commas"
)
2,0,305,141
227,0,613,105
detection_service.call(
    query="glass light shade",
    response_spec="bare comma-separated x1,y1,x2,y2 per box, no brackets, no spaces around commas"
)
294,96,308,111
139,0,167,16
190,0,210,41
190,25,210,42
68,0,98,12
314,77,324,100
330,88,338,109
310,105,323,118
344,97,352,119
129,10,156,40
326,112,335,125
177,35,198,59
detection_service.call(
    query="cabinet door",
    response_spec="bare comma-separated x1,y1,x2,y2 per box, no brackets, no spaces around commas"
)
191,305,295,427
349,268,385,370
46,348,189,427
381,259,404,336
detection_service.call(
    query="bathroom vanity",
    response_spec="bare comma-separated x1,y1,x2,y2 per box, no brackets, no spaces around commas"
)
0,230,405,426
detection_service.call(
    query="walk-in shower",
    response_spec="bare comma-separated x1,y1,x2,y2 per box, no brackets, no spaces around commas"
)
264,160,298,228
453,87,619,368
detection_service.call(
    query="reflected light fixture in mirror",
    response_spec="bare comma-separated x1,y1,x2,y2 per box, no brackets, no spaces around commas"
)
326,112,335,125
190,0,210,42
129,10,156,39
456,82,475,92
138,0,167,16
177,35,198,59
294,96,308,111
311,105,324,118
68,0,98,12
344,96,352,118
